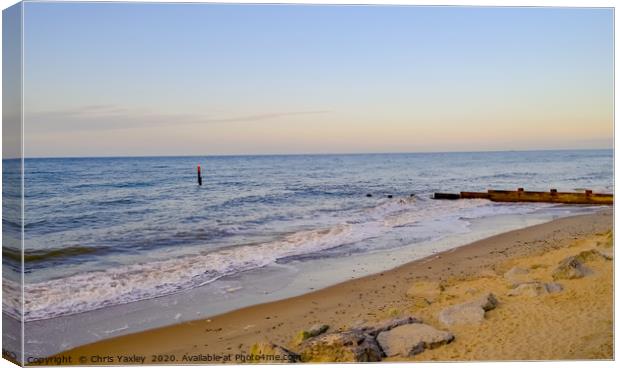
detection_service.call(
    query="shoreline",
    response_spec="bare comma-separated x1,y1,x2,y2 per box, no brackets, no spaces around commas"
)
53,209,613,363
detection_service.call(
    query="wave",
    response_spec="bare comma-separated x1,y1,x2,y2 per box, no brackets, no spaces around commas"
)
17,197,551,321
476,172,540,180
95,198,138,206
3,278,21,320
72,181,157,190
21,223,366,321
3,245,101,263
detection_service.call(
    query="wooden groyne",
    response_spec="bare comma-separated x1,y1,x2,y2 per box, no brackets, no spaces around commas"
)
434,188,613,205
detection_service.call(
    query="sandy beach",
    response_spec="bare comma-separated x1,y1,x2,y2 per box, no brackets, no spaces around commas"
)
51,209,612,363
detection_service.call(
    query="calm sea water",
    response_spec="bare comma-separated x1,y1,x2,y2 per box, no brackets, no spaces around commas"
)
2,150,613,321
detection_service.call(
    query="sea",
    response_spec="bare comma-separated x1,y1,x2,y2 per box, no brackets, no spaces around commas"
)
2,149,613,357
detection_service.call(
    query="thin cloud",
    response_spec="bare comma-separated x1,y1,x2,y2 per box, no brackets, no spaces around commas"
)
31,104,133,119
201,110,330,123
27,105,331,133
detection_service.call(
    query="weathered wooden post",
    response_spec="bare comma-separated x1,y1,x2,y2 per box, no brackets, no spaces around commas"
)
434,188,612,204
517,188,524,198
434,193,461,200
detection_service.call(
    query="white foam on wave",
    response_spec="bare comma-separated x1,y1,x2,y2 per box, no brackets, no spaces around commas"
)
21,223,373,321
3,278,22,320
17,198,552,321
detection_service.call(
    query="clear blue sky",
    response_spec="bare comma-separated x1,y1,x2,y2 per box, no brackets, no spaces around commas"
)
21,3,613,157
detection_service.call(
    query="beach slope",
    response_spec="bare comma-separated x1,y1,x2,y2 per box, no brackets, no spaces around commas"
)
55,210,613,363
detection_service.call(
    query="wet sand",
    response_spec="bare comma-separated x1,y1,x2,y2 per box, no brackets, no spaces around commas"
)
54,210,613,363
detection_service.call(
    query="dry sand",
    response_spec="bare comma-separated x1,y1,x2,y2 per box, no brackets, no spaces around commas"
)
55,210,613,363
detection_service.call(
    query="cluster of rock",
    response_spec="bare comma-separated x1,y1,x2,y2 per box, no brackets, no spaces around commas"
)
376,323,454,357
552,256,591,280
251,284,506,362
438,292,497,326
294,324,329,344
507,281,563,297
250,242,613,363
552,248,611,279
502,266,563,297
503,246,612,298
253,316,455,362
405,280,500,327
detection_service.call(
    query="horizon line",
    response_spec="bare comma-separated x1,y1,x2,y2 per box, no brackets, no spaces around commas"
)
8,147,614,160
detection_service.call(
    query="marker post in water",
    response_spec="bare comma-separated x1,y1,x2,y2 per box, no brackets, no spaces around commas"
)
197,165,203,186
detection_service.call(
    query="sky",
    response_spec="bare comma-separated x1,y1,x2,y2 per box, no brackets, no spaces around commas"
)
18,3,614,157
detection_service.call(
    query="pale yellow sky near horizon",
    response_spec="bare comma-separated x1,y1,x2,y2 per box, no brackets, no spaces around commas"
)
3,4,613,158
18,103,613,157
